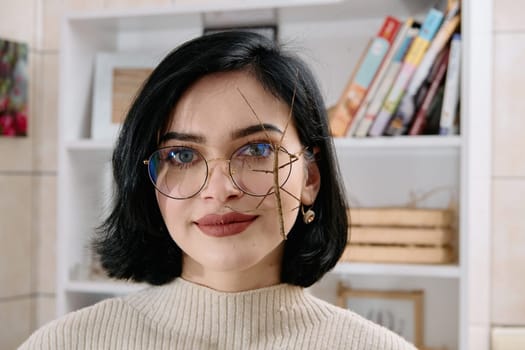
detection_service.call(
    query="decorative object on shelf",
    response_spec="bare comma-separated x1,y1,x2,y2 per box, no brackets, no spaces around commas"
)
92,52,159,140
203,25,277,42
337,282,425,348
0,38,28,137
342,206,456,264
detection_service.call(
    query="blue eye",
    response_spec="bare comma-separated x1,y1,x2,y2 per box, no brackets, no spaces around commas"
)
168,149,194,162
162,147,200,168
239,143,273,158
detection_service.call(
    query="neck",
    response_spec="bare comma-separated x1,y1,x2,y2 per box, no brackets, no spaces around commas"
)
181,247,283,292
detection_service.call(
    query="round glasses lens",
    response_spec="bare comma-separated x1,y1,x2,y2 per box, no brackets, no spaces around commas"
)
148,146,207,199
230,143,293,196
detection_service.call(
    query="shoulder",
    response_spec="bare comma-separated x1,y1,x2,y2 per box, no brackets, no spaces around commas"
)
304,293,418,350
18,297,129,350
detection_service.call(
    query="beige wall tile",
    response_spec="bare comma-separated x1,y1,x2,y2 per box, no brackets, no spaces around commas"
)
40,0,65,51
492,327,525,350
33,175,57,294
492,33,525,177
103,0,170,9
0,298,32,349
492,179,525,325
33,295,57,329
0,175,32,298
0,139,33,171
494,0,525,32
32,53,58,172
0,0,36,46
65,0,104,11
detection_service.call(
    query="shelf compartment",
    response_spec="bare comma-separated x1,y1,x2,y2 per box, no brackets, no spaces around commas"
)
65,139,115,151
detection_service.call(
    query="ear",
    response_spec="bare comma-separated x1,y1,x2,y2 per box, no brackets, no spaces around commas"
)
301,147,321,206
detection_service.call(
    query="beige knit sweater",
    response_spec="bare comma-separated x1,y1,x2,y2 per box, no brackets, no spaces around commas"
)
19,278,417,349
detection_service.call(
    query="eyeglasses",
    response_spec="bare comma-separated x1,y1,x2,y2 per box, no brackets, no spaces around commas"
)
143,142,305,199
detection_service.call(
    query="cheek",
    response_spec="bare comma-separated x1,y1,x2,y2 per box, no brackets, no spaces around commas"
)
281,161,306,202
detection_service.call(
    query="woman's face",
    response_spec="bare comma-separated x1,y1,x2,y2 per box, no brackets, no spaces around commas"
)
155,70,320,291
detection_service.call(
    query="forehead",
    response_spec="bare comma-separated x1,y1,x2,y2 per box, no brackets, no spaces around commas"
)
168,70,293,134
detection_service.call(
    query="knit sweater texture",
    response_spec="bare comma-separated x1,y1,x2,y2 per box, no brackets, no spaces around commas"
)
19,278,417,349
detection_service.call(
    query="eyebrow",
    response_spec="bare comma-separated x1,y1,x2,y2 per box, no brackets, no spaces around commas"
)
231,123,283,139
160,123,283,144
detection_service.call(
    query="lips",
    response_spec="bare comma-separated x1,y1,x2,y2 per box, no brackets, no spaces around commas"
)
195,212,258,237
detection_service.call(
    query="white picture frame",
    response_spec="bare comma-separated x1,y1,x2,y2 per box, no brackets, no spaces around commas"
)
337,283,425,348
91,52,160,140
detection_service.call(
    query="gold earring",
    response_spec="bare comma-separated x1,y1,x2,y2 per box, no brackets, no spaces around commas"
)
301,204,315,224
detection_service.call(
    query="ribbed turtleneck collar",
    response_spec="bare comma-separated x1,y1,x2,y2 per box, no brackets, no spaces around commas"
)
123,277,331,346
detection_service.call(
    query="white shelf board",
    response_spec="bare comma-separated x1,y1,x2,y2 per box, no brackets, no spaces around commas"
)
333,135,462,149
332,262,461,278
65,280,148,294
66,0,342,20
64,136,461,152
66,139,115,151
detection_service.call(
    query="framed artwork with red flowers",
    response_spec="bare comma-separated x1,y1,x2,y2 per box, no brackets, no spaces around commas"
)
0,38,28,137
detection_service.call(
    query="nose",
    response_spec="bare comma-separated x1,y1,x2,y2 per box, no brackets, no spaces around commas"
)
199,158,242,201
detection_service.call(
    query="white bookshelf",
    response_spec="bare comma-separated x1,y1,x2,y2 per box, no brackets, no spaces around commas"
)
56,1,492,349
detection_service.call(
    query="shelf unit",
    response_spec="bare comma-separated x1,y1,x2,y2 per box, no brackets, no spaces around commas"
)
56,1,492,349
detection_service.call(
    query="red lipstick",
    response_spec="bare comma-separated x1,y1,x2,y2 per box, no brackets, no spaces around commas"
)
195,212,258,237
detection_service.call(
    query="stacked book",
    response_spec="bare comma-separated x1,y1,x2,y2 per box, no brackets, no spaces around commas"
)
329,0,461,138
341,207,456,264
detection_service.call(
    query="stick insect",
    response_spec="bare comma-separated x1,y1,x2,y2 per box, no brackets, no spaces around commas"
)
233,77,304,240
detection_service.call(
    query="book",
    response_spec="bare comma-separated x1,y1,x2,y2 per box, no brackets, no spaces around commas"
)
385,3,460,136
439,33,461,135
328,40,371,136
329,16,401,137
409,46,450,135
353,23,419,137
367,6,445,137
422,84,445,134
346,17,415,137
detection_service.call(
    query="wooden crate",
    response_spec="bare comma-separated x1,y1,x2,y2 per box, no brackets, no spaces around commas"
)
348,207,453,228
343,207,456,264
341,244,455,264
349,227,452,246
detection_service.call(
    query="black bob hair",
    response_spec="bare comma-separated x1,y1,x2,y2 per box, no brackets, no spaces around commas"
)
94,31,348,287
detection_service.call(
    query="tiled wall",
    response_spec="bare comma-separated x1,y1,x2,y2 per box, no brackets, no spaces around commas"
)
491,0,525,326
1,1,48,348
0,0,170,348
1,0,524,348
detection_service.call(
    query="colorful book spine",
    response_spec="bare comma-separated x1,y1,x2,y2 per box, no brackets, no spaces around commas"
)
329,16,401,137
386,4,460,136
347,18,415,137
409,46,450,135
439,33,461,135
354,24,419,137
368,7,444,137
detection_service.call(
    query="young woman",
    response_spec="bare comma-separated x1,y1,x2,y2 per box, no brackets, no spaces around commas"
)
20,31,416,349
